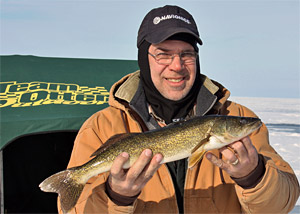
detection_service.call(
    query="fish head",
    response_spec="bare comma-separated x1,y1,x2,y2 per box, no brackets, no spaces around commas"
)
210,116,262,144
226,116,262,138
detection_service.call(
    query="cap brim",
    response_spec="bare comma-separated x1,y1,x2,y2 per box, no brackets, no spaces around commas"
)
145,27,203,45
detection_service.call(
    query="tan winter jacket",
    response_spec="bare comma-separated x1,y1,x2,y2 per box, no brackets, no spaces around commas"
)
58,71,299,213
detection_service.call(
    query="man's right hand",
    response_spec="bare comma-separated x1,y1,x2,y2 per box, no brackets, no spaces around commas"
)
108,149,163,197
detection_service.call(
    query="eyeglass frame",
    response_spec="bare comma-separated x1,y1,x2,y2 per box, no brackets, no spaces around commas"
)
148,51,198,65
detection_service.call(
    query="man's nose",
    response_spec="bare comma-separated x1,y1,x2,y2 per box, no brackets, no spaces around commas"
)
168,55,184,71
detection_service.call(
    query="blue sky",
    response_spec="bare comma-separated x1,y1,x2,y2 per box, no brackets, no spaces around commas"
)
1,0,299,98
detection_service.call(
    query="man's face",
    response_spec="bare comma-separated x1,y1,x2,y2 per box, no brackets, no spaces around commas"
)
148,40,197,101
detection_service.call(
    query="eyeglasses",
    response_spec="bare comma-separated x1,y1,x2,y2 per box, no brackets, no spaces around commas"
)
148,51,198,65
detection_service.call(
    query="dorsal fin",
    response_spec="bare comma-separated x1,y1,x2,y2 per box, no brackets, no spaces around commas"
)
90,133,138,157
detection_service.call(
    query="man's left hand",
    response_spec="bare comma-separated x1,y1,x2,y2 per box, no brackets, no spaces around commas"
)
206,136,259,178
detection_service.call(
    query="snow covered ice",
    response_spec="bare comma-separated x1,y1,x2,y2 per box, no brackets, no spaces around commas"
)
231,97,300,209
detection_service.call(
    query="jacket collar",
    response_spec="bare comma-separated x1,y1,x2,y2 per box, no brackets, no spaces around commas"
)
111,71,230,127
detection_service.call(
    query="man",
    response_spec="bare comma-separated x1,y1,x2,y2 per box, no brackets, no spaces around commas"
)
59,5,299,213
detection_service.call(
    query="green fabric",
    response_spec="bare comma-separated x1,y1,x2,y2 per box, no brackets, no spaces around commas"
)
0,55,139,150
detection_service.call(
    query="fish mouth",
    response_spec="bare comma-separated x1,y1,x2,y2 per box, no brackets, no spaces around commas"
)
250,119,262,130
243,118,262,136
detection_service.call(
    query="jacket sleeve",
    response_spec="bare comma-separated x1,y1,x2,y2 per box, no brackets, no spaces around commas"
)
228,102,300,213
57,111,138,214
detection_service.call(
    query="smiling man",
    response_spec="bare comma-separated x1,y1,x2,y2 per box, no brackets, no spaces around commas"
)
59,5,299,213
147,40,197,101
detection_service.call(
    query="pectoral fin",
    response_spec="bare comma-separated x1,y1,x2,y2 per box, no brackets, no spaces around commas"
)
188,129,212,169
188,140,208,169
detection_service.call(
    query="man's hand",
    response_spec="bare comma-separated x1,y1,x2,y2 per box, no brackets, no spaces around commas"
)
206,136,259,178
108,149,163,197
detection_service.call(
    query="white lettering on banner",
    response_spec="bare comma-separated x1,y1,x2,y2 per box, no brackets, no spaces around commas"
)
153,14,191,25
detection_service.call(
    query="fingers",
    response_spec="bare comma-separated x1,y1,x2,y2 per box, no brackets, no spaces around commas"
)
126,149,155,182
109,149,163,196
241,136,258,158
206,152,230,171
135,153,163,185
227,137,258,165
110,152,130,179
219,146,238,165
221,137,251,164
229,140,247,159
206,137,259,178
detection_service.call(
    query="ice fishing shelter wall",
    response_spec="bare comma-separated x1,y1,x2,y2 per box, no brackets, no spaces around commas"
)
0,55,139,213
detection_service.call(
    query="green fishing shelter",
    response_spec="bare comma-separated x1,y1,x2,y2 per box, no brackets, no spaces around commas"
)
0,55,139,213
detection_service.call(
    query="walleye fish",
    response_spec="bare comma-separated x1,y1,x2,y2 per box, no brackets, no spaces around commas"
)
39,115,262,214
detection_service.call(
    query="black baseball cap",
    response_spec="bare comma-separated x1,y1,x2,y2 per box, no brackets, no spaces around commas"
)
137,5,203,48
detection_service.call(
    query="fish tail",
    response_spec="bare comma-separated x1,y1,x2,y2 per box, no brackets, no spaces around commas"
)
39,168,84,214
